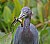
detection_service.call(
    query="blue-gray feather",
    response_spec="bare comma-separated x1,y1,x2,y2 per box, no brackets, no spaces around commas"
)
14,23,38,44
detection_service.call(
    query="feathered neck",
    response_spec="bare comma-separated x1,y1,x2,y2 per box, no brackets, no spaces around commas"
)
23,18,30,31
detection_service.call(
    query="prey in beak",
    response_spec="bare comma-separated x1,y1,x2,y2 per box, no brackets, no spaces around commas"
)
11,12,27,26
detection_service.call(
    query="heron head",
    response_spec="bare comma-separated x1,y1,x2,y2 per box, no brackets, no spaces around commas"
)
19,7,32,19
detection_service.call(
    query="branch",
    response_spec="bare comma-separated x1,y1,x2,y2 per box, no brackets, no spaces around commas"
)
36,20,50,28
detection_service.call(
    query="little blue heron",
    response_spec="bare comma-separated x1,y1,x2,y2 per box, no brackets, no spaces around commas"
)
13,7,38,44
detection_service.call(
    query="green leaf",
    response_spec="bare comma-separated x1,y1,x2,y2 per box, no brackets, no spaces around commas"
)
3,6,12,24
37,1,44,23
41,0,47,5
40,29,48,37
40,29,48,44
30,0,37,8
39,23,48,44
48,6,50,20
46,27,50,44
40,27,50,44
13,0,22,17
46,27,50,36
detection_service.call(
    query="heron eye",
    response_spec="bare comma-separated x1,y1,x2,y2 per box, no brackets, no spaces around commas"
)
26,11,28,13
23,15,25,16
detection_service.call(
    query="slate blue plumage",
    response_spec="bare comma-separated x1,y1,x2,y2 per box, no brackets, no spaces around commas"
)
14,7,38,44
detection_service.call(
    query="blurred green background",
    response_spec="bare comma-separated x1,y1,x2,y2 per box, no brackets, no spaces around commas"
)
0,0,50,44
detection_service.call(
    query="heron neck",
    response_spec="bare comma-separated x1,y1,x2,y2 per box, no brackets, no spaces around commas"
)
23,18,30,31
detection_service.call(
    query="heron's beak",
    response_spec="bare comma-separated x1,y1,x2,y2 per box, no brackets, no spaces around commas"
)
19,12,27,19
11,12,26,26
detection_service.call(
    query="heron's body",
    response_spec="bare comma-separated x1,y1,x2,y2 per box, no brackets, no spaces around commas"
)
14,7,38,44
14,24,38,44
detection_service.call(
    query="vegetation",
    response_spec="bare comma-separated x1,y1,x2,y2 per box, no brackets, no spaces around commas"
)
0,0,50,44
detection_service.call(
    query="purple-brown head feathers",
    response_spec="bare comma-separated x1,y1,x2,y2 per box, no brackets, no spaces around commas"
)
19,7,32,19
